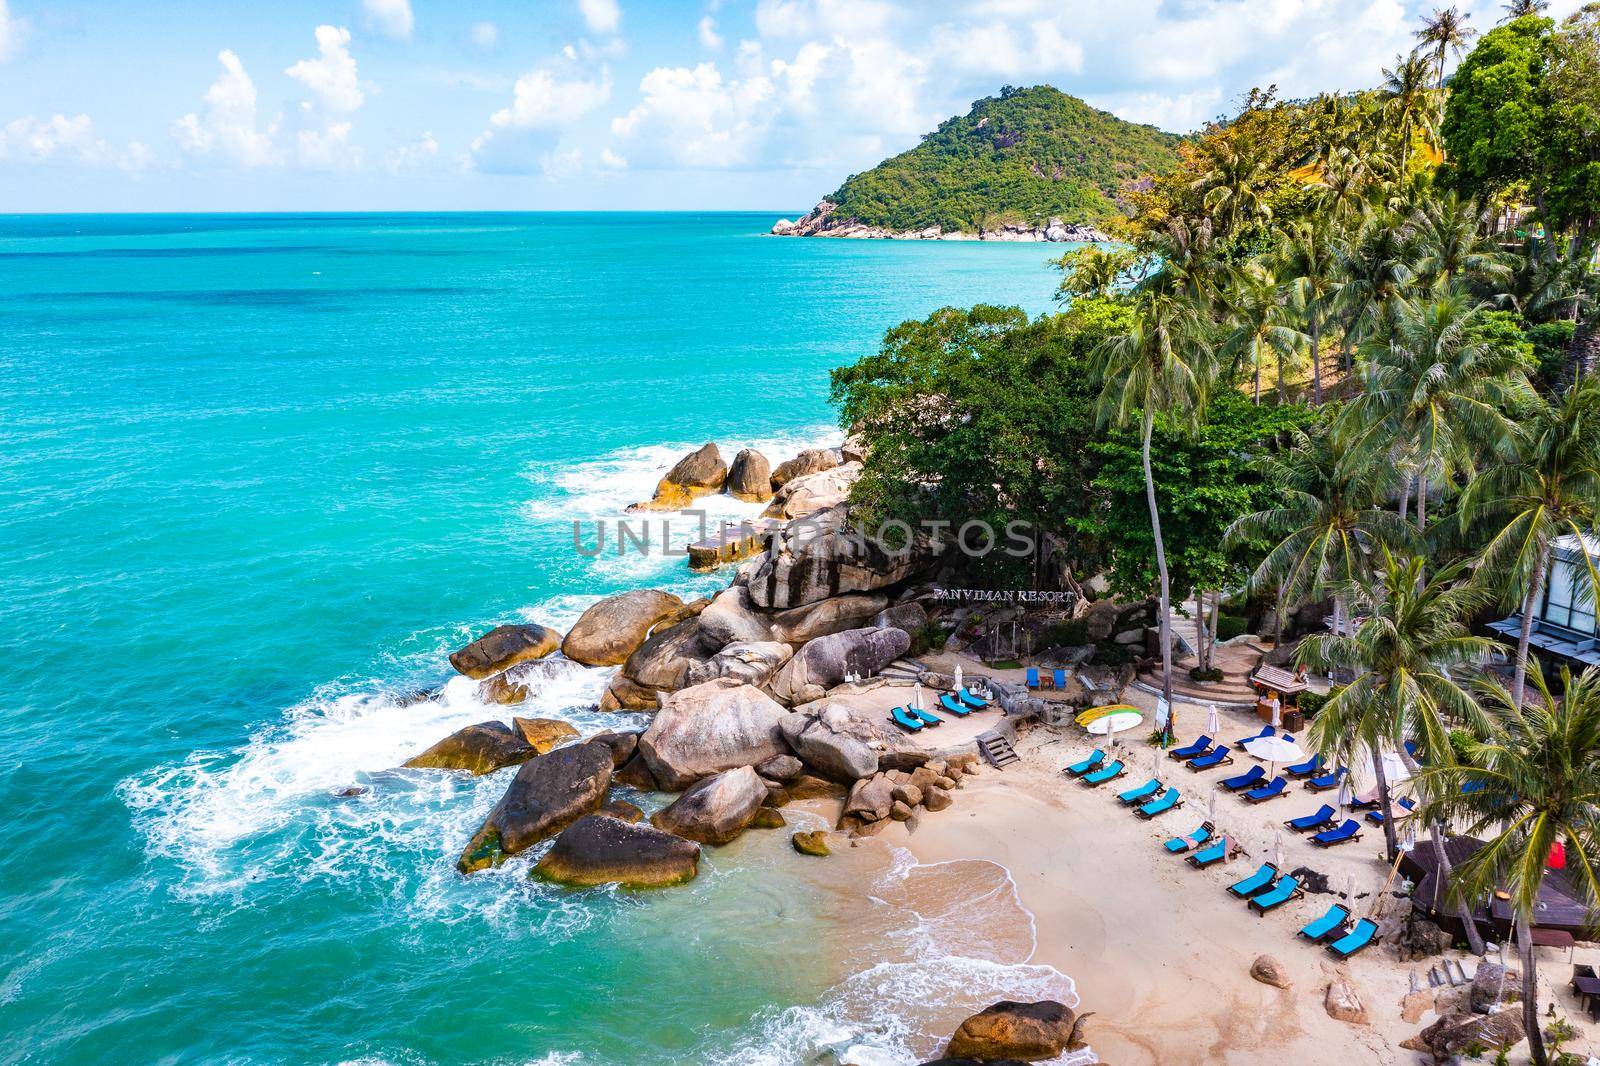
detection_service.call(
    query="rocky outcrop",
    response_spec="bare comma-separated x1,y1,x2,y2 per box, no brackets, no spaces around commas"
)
638,678,792,790
1250,955,1291,990
562,590,686,666
404,721,536,775
1324,976,1368,1024
533,814,701,887
768,591,888,644
726,449,773,502
874,600,929,637
756,754,803,782
585,730,639,767
599,798,644,822
511,717,580,754
943,1000,1089,1061
840,757,975,832
449,624,561,679
769,626,911,704
686,640,793,688
763,462,861,520
792,830,830,856
614,751,662,791
598,674,662,712
457,741,614,872
1402,1008,1526,1060
649,766,768,845
622,617,713,692
627,443,728,511
1469,961,1520,1013
779,701,894,782
746,505,936,610
774,201,1112,243
697,587,775,647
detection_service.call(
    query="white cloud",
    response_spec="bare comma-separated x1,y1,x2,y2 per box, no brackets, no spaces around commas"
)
611,62,777,168
470,57,612,172
0,0,26,63
579,0,622,35
296,122,359,170
470,21,499,50
388,130,439,171
172,49,279,167
698,16,723,50
362,0,413,41
0,113,151,170
286,25,364,115
600,147,628,170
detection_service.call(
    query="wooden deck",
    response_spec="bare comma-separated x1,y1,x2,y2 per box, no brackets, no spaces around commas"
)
686,518,783,571
1403,836,1597,938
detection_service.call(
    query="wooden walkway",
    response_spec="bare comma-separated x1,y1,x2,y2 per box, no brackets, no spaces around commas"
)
686,518,784,571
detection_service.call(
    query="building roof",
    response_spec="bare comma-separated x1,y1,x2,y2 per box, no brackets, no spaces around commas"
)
1403,836,1597,934
1485,617,1600,668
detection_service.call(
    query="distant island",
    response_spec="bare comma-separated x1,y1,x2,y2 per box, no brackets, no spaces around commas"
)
773,85,1181,242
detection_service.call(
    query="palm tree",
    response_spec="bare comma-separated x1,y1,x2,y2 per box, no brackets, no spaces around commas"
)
1300,550,1500,862
1217,262,1305,403
1415,5,1479,87
1417,663,1600,1066
1189,136,1273,242
1331,213,1414,374
1501,0,1550,22
1460,378,1600,707
1407,191,1512,292
1053,244,1140,303
1093,290,1212,734
1278,219,1339,404
1380,53,1440,173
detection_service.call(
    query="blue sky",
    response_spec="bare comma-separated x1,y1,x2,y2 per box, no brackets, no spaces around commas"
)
0,0,1585,212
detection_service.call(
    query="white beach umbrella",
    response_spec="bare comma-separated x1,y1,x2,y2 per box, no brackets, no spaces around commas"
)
1243,735,1305,781
1382,751,1412,785
912,682,924,712
1337,781,1353,810
954,663,964,693
1206,703,1220,735
1271,702,1282,730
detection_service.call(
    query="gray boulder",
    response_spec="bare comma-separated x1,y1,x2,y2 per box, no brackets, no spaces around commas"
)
638,678,793,790
622,617,713,692
686,641,793,688
696,587,774,648
770,626,911,703
562,589,685,666
770,448,839,488
650,766,768,845
874,601,928,637
448,624,562,679
779,701,892,782
726,449,773,502
533,814,700,887
403,721,536,775
457,741,614,872
763,462,861,520
746,505,935,609
769,591,889,644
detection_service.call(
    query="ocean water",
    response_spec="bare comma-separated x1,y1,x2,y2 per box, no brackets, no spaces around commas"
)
0,213,1076,1065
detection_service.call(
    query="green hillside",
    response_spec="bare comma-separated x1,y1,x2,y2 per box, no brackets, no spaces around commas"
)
825,85,1183,232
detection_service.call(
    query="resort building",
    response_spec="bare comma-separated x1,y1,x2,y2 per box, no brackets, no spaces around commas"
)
1487,533,1600,670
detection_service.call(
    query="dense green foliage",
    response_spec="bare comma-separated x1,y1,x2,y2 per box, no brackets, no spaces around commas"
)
825,86,1183,232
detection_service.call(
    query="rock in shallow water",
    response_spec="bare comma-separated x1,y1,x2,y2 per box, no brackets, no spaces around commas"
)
533,814,701,887
511,717,579,754
561,589,686,667
404,721,536,775
791,830,830,856
627,442,727,511
725,448,773,501
943,1000,1088,1061
638,678,791,790
649,766,768,845
448,624,562,679
456,741,614,873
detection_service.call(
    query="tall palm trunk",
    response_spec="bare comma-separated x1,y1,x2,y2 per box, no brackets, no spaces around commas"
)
1428,823,1487,955
1512,542,1550,711
1416,474,1428,531
1309,309,1323,405
1252,349,1261,404
1400,473,1413,524
1143,408,1175,732
1208,590,1222,670
1517,910,1548,1065
1372,748,1399,862
1274,580,1287,647
1194,590,1208,672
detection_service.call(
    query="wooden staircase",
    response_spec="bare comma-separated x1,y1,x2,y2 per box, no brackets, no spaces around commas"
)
977,731,1021,770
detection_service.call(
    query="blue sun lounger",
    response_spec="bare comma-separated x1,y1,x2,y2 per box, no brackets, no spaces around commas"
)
1136,788,1182,819
1285,754,1325,778
1053,668,1067,689
1366,796,1416,825
1284,804,1337,832
1026,667,1041,689
938,693,972,716
1117,778,1164,806
1247,875,1304,914
1168,735,1212,760
1187,745,1233,771
1327,918,1379,959
1163,821,1215,854
1311,819,1362,847
889,707,923,732
1231,725,1273,748
1298,903,1351,942
1243,776,1287,803
1227,863,1280,898
1186,839,1228,868
1220,765,1267,792
1081,760,1126,786
906,706,942,727
1064,749,1105,777
958,687,990,709
1305,766,1347,792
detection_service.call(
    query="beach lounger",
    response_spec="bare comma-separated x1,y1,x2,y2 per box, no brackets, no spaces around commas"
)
1063,749,1105,778
957,687,990,709
1230,725,1273,748
938,693,972,717
1186,839,1228,868
906,706,942,727
1242,776,1287,803
1187,745,1234,771
1026,668,1041,690
1168,735,1212,760
889,707,923,732
1404,739,1419,759
1053,668,1067,690
1136,788,1182,819
1327,918,1379,959
1117,778,1164,806
1081,760,1126,786
1285,754,1324,778
1220,765,1267,792
1298,904,1351,942
1163,821,1214,854
1348,788,1382,811
1305,766,1347,792
1311,819,1362,847
1227,863,1280,898
1366,796,1416,825
1247,875,1304,914
1284,804,1337,832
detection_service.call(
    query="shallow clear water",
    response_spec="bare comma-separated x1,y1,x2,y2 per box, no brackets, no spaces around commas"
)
0,213,1068,1064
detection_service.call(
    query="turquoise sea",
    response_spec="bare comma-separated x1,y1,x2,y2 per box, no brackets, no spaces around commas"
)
0,213,1075,1065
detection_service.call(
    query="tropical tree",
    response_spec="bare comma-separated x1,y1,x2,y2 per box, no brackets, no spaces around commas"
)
1407,191,1512,291
1418,663,1600,1066
1052,244,1142,303
1460,377,1600,706
1381,52,1442,172
1217,262,1305,402
1188,135,1273,243
1277,219,1339,404
1332,213,1414,372
1503,0,1550,21
1416,5,1480,87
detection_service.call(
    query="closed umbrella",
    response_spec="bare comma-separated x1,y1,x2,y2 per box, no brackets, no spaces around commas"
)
1337,780,1352,810
1270,700,1282,730
954,663,964,694
1206,703,1220,735
1208,788,1218,821
1274,827,1284,870
912,683,924,713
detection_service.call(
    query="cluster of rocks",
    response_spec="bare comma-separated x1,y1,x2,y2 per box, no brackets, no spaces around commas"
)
771,201,1111,243
838,753,978,835
625,439,866,514
1399,961,1528,1062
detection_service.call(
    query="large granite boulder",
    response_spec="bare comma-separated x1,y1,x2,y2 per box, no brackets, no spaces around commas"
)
622,617,713,692
476,657,588,705
562,590,686,666
874,601,929,637
449,624,562,679
1401,1008,1526,1060
456,741,614,872
726,449,773,502
746,505,935,610
1323,975,1368,1024
686,641,793,688
649,766,768,845
763,462,861,520
599,674,661,712
1250,955,1291,990
404,721,536,775
585,729,639,767
770,627,911,703
638,678,792,790
769,591,889,644
770,448,839,488
532,814,701,888
944,1001,1087,1061
697,587,774,648
511,717,579,754
628,442,727,511
779,701,891,782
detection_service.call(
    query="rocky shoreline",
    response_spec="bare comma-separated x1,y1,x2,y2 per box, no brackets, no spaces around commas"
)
771,200,1113,244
